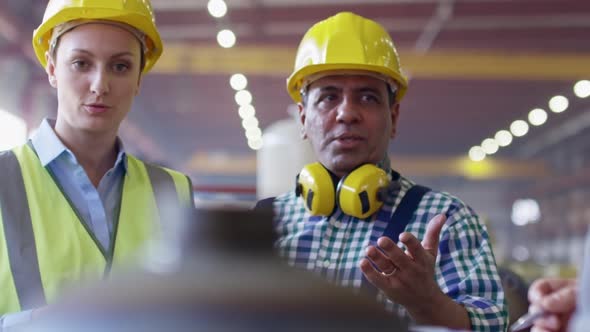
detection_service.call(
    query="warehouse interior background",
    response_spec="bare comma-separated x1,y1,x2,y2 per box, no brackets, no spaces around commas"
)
0,0,589,289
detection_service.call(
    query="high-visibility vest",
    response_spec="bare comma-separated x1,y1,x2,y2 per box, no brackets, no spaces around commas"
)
0,144,192,314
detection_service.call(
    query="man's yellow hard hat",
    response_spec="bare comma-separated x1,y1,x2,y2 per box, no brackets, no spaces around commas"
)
287,12,408,103
32,0,163,73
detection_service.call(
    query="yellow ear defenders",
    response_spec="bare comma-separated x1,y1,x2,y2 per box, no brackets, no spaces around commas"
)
295,162,393,219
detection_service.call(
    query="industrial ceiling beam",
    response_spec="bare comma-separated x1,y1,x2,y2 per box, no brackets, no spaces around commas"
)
184,151,552,179
151,0,534,11
519,107,590,158
153,44,590,81
157,14,590,40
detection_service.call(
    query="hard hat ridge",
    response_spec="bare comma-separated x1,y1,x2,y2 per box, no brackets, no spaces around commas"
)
287,12,408,103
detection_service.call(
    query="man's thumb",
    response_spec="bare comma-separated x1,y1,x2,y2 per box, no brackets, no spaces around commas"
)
422,214,446,256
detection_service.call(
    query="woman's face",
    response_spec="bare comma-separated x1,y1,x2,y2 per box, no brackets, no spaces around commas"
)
46,22,143,138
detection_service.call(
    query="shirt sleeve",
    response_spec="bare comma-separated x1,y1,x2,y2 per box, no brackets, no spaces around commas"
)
1,309,34,330
571,230,590,332
435,203,508,332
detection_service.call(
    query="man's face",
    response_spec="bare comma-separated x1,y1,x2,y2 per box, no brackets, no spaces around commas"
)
299,74,400,177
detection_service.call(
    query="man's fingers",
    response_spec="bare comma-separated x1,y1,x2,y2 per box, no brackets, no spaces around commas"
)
372,215,447,270
532,314,561,331
376,236,412,270
541,285,577,313
365,245,397,273
529,279,554,303
421,214,446,257
531,327,554,332
360,258,392,291
529,278,576,304
398,232,428,263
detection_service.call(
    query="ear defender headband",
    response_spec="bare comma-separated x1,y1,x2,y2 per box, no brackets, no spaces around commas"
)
295,162,393,219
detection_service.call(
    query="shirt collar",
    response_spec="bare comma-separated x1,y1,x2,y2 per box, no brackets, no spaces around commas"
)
114,139,128,172
376,154,393,176
30,118,127,172
30,118,69,167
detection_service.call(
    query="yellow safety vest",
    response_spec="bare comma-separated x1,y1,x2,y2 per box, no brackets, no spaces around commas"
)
0,144,192,314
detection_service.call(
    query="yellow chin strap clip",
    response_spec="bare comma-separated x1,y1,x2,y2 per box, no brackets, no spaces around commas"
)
295,162,391,219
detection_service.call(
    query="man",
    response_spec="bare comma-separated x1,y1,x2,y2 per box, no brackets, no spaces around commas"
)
527,230,589,332
258,12,506,331
0,0,192,328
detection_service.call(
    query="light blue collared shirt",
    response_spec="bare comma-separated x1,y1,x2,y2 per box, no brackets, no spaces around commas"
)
29,118,127,251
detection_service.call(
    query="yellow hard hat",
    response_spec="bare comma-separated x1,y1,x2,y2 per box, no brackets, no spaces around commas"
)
287,12,408,103
32,0,163,73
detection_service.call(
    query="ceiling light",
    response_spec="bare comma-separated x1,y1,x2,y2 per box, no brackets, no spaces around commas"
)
238,105,255,118
481,138,498,155
510,120,529,137
248,137,263,150
574,80,590,98
217,29,236,48
241,116,259,129
234,90,252,106
468,146,486,162
528,108,547,126
230,74,248,91
494,130,513,147
512,246,530,262
548,95,568,113
245,127,262,140
207,0,227,18
511,198,541,226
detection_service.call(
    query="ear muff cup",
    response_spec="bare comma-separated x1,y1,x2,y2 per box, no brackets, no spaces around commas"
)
296,163,390,219
296,162,336,216
337,164,389,219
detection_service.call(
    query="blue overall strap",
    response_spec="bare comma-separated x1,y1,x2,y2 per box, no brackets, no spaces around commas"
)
382,184,431,242
361,184,431,299
254,197,275,211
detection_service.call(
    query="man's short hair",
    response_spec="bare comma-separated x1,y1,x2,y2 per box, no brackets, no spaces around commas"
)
300,81,398,108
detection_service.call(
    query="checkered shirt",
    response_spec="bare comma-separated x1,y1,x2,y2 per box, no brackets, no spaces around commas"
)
271,172,508,332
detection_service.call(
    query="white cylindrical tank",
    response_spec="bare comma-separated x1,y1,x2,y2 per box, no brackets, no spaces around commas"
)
257,106,315,199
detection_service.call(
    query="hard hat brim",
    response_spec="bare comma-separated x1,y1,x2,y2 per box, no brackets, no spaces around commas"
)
287,63,408,104
32,8,163,73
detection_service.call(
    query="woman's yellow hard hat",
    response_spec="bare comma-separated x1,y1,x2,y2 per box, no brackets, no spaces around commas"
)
32,0,163,73
287,12,408,103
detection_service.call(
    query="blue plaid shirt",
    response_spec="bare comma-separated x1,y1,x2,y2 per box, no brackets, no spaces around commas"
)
271,171,507,332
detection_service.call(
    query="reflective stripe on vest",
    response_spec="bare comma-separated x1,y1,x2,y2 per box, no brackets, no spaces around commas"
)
145,162,181,216
0,145,192,313
0,150,46,310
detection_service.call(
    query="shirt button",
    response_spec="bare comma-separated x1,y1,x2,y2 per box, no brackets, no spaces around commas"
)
323,259,331,268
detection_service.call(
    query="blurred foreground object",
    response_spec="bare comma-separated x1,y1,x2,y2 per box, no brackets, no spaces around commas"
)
23,208,408,332
257,107,315,199
498,267,530,327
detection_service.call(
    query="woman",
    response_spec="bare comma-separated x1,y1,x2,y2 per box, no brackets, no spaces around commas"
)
0,0,192,327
